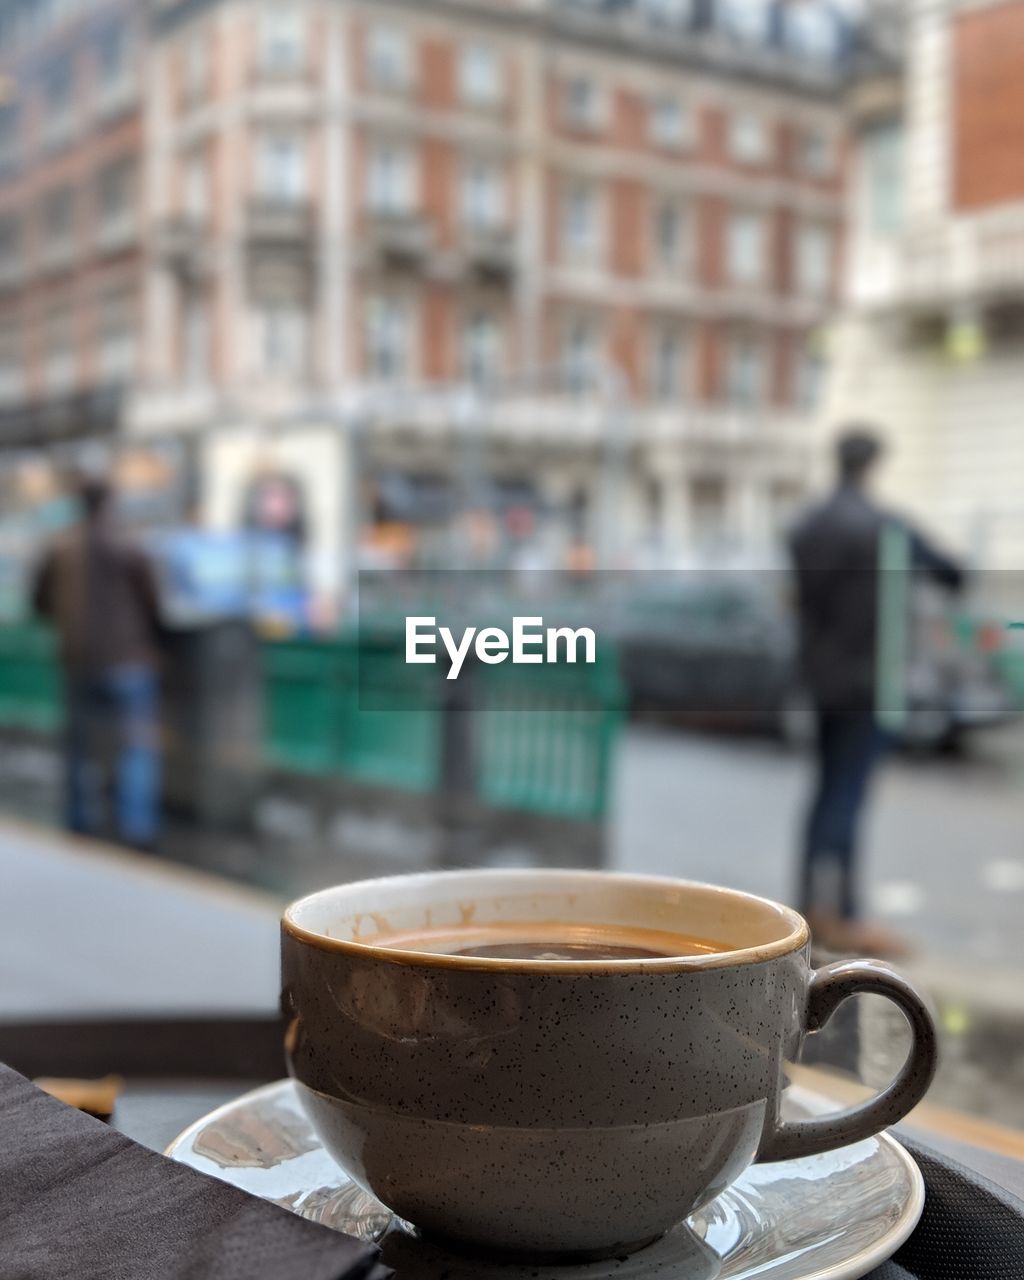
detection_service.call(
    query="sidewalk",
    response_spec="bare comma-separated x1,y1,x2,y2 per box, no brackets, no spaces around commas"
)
2,712,1023,1132
0,818,281,1020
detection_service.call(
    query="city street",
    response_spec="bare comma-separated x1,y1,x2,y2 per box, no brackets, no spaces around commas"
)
4,721,1018,977
2,719,1024,1127
3,720,1023,983
612,724,1024,980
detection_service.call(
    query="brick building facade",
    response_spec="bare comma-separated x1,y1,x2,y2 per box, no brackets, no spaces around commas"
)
0,0,852,595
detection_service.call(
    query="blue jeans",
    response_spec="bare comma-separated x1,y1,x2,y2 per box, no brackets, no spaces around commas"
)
800,710,884,921
65,665,160,847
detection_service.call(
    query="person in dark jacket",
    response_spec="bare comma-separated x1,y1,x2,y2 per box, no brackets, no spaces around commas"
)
789,427,964,952
34,474,164,848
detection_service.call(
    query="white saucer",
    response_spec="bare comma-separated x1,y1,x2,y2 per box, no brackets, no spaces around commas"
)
166,1080,923,1280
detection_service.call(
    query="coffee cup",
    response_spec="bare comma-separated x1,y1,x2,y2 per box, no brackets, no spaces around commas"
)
281,869,936,1259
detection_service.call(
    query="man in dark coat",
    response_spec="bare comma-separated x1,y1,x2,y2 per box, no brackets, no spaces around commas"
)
789,427,964,951
34,474,164,848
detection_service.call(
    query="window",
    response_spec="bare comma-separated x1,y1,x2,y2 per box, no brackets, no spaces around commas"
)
0,102,19,165
0,215,19,284
97,20,128,80
258,302,309,377
461,159,503,229
365,296,409,380
366,142,415,214
96,19,134,112
367,25,411,91
724,333,764,408
644,476,663,543
257,135,306,203
43,59,73,145
98,293,135,381
690,475,728,548
183,293,209,383
729,110,771,164
862,121,902,236
184,150,208,220
799,126,836,178
717,0,773,43
462,311,501,385
44,313,75,393
0,331,22,404
652,197,685,268
561,180,599,261
796,223,833,298
563,75,603,131
769,480,802,536
42,185,75,262
96,158,135,246
258,9,305,72
562,316,600,394
785,6,841,64
459,44,501,106
726,210,765,285
796,344,826,411
649,94,688,149
0,10,14,57
649,326,684,403
638,0,695,27
183,28,209,100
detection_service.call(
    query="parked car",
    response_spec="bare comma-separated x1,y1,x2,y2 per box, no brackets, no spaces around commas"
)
612,576,1016,751
612,578,803,737
900,587,1017,751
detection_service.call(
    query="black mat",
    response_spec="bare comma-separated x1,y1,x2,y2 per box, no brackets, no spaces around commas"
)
871,1138,1024,1279
0,1063,391,1280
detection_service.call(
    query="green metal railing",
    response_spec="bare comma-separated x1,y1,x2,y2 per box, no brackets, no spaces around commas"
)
263,635,440,792
0,622,63,733
263,631,624,820
0,624,624,823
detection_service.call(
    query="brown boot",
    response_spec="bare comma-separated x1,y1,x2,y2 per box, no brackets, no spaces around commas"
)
808,910,911,959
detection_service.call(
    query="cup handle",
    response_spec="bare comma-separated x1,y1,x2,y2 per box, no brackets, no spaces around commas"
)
757,958,938,1164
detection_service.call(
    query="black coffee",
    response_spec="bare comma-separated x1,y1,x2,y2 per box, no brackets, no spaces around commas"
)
450,940,677,961
379,922,730,961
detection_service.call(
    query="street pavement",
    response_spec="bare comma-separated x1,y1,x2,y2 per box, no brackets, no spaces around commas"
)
611,723,1024,981
611,724,1024,1126
2,722,1022,980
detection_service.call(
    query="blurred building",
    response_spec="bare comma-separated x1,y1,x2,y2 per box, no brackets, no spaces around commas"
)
828,0,1024,573
0,0,858,595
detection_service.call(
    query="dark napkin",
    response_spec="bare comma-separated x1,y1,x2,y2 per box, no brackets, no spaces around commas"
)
868,1138,1024,1280
0,1064,392,1280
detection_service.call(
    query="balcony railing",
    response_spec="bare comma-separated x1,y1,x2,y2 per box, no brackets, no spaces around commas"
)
852,205,1024,314
0,258,24,290
94,77,139,122
0,384,125,448
245,197,315,249
463,225,517,282
39,239,76,273
96,215,139,255
155,215,209,278
42,114,77,153
365,208,432,267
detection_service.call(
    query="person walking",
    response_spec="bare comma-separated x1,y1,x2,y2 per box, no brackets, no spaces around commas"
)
789,427,964,953
33,474,164,849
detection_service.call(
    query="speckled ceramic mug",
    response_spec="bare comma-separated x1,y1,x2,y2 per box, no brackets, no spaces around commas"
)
281,870,937,1259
